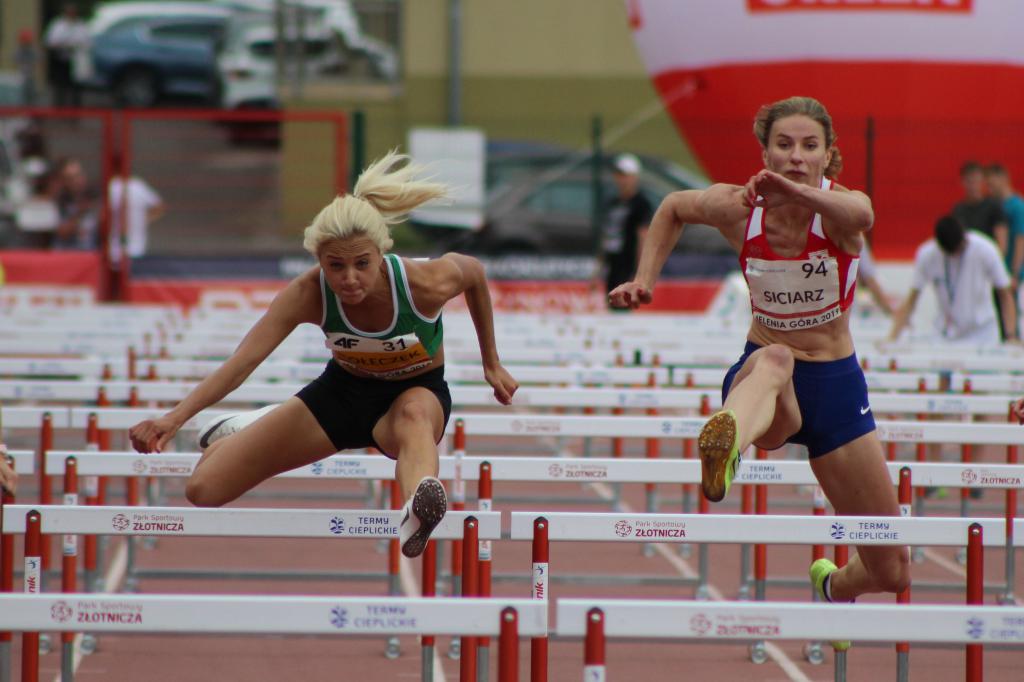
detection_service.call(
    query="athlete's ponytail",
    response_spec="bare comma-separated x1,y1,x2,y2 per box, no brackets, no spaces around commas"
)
303,150,448,255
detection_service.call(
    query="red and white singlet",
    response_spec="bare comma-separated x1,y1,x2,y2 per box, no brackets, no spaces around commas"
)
739,177,860,331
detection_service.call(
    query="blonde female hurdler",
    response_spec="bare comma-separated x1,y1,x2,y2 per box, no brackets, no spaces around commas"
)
130,151,519,557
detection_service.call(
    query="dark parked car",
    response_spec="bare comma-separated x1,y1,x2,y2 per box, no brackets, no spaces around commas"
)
416,145,730,261
78,3,232,107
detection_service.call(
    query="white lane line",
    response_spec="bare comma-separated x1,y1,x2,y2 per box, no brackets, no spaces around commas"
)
588,480,814,682
55,537,129,682
400,555,448,682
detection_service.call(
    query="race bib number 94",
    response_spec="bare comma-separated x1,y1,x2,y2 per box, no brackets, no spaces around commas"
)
746,254,842,330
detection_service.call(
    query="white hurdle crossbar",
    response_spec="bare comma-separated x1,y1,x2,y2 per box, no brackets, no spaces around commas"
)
59,409,1024,445
43,451,1024,491
4,380,1021,417
509,511,1004,547
557,598,1022,682
557,598,1024,643
0,593,545,635
2,505,500,541
4,594,542,682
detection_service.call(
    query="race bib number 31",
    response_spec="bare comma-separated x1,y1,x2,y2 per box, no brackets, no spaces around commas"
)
325,332,432,378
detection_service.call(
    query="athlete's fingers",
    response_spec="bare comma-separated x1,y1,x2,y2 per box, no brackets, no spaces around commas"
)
155,430,175,453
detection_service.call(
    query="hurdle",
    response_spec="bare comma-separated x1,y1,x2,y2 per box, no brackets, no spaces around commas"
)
510,512,1005,678
0,593,545,682
557,599,1024,682
0,501,500,676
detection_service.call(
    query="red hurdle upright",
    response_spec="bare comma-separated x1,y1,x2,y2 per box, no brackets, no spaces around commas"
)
22,511,42,682
61,458,79,680
477,462,494,671
498,607,519,682
896,467,912,681
421,539,437,681
1002,404,1018,604
531,517,549,682
966,523,983,682
460,516,479,682
584,608,605,681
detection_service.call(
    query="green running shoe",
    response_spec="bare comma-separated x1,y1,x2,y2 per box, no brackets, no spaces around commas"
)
697,409,741,502
810,558,851,652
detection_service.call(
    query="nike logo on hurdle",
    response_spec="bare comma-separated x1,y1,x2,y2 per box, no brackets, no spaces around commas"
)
860,406,871,415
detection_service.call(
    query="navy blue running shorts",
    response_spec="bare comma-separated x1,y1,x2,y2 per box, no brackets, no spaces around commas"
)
296,361,452,456
721,341,876,459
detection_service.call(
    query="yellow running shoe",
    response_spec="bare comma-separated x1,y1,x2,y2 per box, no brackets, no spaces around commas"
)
697,409,741,502
809,558,851,652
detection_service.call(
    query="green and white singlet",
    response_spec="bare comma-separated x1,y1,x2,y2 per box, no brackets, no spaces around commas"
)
320,254,444,379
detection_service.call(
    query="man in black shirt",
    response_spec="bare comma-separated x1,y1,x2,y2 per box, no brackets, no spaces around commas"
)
952,160,1010,338
601,154,653,302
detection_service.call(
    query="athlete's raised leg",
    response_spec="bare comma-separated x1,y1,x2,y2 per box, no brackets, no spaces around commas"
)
186,397,337,507
700,344,803,501
372,387,448,558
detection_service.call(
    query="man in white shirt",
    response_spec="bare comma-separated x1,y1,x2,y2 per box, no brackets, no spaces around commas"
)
108,154,165,266
889,215,1017,344
44,4,90,107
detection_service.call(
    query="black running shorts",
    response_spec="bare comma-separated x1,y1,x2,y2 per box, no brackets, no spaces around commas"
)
295,360,452,456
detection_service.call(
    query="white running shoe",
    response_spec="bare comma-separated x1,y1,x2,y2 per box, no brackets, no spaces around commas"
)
398,477,448,559
196,404,279,449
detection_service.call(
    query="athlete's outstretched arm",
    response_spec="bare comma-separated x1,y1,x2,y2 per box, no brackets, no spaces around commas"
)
427,253,519,405
610,184,747,309
129,271,320,452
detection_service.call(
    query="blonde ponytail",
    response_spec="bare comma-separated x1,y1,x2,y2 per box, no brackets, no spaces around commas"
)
303,150,448,255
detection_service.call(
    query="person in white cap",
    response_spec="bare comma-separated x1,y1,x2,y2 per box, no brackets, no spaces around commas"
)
599,153,653,302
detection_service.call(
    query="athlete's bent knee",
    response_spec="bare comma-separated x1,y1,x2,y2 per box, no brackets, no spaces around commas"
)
755,344,795,384
395,400,433,429
185,475,227,508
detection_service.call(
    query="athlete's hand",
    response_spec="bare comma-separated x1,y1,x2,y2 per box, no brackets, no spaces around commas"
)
608,280,652,309
129,415,181,453
743,170,804,209
1013,397,1024,425
484,363,519,406
0,446,17,496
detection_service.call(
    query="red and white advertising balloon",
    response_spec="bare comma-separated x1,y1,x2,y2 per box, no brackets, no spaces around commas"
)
628,0,1024,255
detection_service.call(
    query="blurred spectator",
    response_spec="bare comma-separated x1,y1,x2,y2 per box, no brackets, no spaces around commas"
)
953,161,1011,338
108,153,165,266
52,157,98,250
889,215,1017,344
44,3,90,108
953,161,1008,251
15,162,60,248
984,163,1024,282
857,241,894,316
16,120,48,161
14,28,39,106
600,154,652,302
1013,397,1024,424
